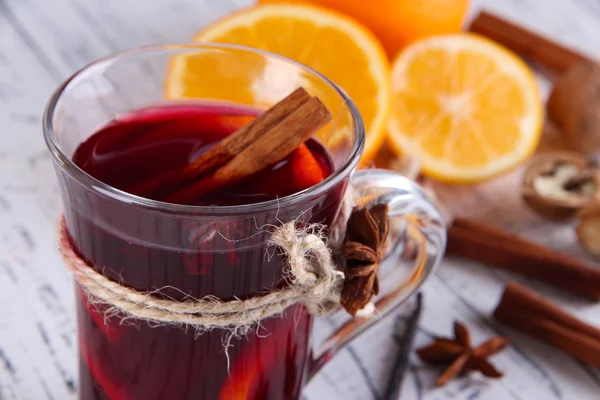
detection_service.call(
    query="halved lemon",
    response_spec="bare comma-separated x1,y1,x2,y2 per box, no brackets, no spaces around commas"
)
166,5,391,164
387,33,543,183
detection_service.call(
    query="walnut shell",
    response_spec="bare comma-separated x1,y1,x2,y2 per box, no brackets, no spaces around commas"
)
577,201,600,257
547,62,600,153
522,152,598,220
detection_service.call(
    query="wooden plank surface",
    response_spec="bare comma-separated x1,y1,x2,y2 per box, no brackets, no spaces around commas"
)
1,0,600,399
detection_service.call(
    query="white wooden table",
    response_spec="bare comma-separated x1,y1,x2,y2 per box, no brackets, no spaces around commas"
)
1,0,600,399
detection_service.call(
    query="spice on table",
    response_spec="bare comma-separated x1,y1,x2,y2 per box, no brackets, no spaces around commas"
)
447,217,600,300
383,293,423,400
469,10,590,74
340,204,390,316
494,281,600,368
522,152,598,220
577,201,600,258
417,321,510,387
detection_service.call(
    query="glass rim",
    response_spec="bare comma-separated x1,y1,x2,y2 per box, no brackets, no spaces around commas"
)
43,43,365,216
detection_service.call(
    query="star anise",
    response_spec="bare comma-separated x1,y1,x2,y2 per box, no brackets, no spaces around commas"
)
340,204,389,316
417,321,510,387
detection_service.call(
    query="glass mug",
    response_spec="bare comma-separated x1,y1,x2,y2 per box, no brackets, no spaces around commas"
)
44,44,446,400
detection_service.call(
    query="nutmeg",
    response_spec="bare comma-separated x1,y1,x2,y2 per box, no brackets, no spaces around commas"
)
547,62,600,153
577,201,600,258
522,152,598,220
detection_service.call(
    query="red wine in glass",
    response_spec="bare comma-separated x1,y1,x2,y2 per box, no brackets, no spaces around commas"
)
70,102,342,400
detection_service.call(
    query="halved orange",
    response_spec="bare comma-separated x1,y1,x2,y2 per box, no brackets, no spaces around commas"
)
388,34,543,183
166,5,391,164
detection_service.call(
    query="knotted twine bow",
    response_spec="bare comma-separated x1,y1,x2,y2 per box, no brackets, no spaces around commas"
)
59,192,359,335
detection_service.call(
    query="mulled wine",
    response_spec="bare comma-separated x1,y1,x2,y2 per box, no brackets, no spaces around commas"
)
68,102,343,400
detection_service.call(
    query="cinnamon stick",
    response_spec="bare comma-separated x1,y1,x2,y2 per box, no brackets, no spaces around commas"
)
494,281,600,368
447,217,600,300
164,96,331,203
130,87,312,198
469,11,591,74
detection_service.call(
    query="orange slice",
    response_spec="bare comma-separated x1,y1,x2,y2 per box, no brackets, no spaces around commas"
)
388,34,543,183
166,4,391,164
253,144,325,195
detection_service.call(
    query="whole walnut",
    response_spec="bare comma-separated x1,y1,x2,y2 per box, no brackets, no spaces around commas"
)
547,62,600,153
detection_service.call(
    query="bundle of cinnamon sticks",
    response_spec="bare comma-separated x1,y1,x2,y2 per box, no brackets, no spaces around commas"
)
447,216,600,367
130,87,331,202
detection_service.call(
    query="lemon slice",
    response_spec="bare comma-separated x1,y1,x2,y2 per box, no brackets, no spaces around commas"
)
388,33,543,183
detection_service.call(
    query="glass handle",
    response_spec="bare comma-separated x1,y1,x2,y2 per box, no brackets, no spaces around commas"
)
306,169,447,381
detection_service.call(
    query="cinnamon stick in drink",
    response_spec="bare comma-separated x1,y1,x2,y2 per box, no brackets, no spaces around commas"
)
164,95,331,203
182,87,312,178
130,87,312,198
447,217,600,300
494,281,600,368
